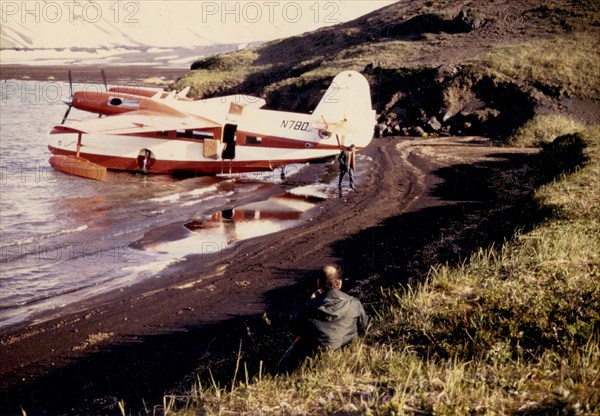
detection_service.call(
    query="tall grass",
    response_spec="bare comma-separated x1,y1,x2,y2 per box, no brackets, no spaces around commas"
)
480,33,600,98
145,117,600,415
509,115,591,147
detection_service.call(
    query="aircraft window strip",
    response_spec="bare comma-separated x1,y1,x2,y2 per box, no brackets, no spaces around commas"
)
245,136,263,145
236,134,339,150
124,130,216,140
176,129,215,140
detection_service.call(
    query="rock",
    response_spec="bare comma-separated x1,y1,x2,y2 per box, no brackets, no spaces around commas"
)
436,65,458,83
427,116,442,131
456,9,486,31
414,126,426,136
385,112,398,122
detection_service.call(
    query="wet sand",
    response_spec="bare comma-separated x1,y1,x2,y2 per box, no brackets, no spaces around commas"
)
0,136,539,414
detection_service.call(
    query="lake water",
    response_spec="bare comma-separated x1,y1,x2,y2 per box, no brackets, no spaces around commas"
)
0,80,340,329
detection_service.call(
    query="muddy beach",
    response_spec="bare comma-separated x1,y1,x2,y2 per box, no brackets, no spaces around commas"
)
0,136,538,415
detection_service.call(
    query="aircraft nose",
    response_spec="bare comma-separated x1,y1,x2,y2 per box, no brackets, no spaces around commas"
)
71,91,81,105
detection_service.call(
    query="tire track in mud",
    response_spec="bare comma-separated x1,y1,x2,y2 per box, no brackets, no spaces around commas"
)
222,137,430,276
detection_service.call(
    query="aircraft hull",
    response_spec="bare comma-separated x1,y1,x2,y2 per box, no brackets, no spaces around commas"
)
47,133,344,175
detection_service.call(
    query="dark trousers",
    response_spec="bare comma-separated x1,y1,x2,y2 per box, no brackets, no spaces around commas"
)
277,336,318,374
338,167,354,188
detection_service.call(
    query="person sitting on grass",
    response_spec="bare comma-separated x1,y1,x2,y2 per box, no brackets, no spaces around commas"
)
279,264,368,372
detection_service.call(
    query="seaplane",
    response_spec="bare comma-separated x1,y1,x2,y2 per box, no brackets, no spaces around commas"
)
48,70,376,181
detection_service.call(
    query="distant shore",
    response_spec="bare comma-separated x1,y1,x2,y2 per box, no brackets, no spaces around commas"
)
0,64,189,87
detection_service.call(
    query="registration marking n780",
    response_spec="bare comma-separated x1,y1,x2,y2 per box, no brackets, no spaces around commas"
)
280,120,309,131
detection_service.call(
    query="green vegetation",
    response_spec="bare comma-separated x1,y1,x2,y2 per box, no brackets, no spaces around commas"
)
174,50,265,98
480,33,600,98
171,35,427,104
509,115,591,147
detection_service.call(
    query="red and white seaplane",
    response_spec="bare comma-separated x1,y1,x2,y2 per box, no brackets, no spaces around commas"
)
48,70,375,181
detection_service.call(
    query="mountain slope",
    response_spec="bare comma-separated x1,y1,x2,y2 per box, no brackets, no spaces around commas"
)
174,0,599,141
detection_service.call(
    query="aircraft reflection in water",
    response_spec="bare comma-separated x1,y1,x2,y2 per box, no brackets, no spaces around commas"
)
145,191,325,257
48,70,375,181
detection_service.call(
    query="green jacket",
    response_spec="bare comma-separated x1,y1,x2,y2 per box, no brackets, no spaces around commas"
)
294,288,368,350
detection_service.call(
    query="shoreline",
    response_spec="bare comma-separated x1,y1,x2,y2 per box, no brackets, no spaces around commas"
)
0,136,540,414
0,64,189,86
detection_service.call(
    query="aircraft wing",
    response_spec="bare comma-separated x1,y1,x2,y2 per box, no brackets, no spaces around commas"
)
52,110,220,136
199,95,266,109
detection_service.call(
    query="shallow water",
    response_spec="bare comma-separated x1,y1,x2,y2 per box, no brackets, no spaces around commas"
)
0,80,340,329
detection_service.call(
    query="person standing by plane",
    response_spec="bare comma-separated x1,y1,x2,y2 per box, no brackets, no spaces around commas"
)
279,264,368,372
338,144,356,190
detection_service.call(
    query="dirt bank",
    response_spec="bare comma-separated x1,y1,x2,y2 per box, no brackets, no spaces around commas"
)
0,137,538,415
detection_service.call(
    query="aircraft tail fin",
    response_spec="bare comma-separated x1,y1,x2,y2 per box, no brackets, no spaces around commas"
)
313,71,375,148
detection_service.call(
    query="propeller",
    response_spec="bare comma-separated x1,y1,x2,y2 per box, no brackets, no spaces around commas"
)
97,70,109,118
61,70,74,124
101,69,108,92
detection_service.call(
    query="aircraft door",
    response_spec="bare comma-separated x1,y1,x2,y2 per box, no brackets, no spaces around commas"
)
222,124,237,160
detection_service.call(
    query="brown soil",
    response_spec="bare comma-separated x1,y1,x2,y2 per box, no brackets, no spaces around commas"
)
0,137,540,415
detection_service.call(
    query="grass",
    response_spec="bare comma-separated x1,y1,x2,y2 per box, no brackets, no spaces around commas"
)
479,33,600,98
125,114,599,415
172,49,264,98
170,37,424,109
509,115,592,147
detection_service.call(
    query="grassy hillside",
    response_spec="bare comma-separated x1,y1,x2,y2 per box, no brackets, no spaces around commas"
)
149,1,600,414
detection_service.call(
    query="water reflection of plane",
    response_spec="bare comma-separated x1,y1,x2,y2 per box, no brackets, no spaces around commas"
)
185,192,324,244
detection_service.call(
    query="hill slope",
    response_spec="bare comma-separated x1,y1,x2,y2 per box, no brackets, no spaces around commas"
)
174,0,599,140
